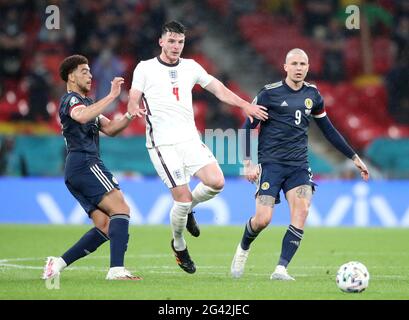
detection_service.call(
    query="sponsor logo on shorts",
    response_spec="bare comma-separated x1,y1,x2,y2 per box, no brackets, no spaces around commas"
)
261,182,270,190
112,176,118,185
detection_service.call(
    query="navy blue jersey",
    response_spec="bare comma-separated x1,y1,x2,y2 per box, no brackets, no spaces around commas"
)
251,80,325,166
59,92,100,156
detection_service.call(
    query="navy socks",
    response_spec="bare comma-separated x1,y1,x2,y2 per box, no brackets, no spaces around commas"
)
240,218,260,250
108,214,130,268
278,224,304,267
62,227,109,266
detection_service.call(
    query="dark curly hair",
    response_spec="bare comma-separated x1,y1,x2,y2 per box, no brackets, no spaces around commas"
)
59,54,88,82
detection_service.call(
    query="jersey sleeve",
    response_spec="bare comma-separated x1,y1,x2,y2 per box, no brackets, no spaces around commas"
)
254,88,268,107
61,93,85,118
311,89,326,118
314,115,356,158
193,60,214,88
131,62,146,92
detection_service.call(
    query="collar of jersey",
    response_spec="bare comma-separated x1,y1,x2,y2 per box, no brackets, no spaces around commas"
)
282,79,305,93
157,56,180,67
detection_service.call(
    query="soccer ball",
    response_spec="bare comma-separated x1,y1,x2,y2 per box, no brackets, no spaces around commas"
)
336,261,370,293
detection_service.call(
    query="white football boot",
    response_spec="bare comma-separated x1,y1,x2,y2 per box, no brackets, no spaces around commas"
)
106,267,142,281
42,256,66,280
270,265,295,281
230,244,250,278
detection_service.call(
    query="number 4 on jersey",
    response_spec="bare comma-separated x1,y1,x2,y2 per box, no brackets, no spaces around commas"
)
172,87,180,101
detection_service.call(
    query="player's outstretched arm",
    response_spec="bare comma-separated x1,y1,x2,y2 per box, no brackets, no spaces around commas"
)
71,77,124,124
127,88,146,118
314,115,369,181
204,78,268,123
99,86,147,137
98,112,135,137
241,118,260,183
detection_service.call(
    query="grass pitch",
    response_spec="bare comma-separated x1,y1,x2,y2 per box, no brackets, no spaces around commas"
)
0,225,408,300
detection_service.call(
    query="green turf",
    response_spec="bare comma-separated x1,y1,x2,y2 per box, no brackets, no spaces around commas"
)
0,225,408,300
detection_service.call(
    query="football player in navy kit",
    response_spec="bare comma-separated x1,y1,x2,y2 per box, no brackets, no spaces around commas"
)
231,48,369,280
43,55,142,281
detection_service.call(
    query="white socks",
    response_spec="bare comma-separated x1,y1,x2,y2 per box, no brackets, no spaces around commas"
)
170,184,222,251
191,182,222,210
170,201,192,251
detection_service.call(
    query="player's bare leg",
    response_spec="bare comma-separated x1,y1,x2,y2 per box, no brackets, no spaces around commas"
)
231,196,275,278
252,196,275,231
286,185,312,230
169,185,196,273
91,209,110,235
188,162,225,237
271,185,312,281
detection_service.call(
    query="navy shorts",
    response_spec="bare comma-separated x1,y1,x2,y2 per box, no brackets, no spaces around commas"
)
64,153,120,216
255,162,316,204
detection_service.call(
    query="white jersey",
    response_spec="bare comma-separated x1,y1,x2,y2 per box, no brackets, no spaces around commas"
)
131,57,214,148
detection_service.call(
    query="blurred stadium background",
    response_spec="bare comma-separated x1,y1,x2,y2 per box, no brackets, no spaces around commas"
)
0,0,408,227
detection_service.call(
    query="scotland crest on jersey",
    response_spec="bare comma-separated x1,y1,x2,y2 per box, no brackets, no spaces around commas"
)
304,98,313,115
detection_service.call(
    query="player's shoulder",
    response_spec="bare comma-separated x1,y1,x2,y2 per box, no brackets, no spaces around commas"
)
179,58,200,68
179,58,209,75
263,80,284,91
61,91,82,106
66,91,83,99
303,81,319,91
180,57,193,63
137,57,155,66
257,80,283,97
304,81,322,96
135,57,157,69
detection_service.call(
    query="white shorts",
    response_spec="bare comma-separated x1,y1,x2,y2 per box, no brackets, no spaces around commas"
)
148,139,217,188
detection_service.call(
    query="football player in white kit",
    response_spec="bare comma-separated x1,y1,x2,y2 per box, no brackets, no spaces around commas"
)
127,21,268,274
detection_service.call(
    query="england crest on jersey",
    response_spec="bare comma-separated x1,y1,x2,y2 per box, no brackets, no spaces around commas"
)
169,69,178,81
